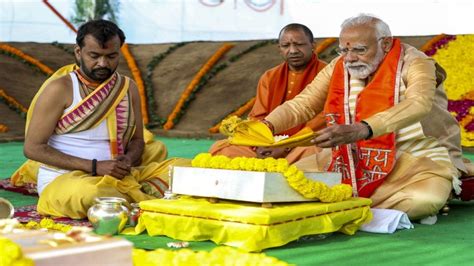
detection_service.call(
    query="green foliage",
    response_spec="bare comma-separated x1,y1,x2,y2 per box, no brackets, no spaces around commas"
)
0,95,27,119
51,41,75,56
0,50,50,76
71,0,120,25
173,40,276,127
144,43,187,128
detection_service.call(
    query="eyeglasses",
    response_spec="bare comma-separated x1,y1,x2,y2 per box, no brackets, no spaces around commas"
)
335,46,368,56
336,37,386,56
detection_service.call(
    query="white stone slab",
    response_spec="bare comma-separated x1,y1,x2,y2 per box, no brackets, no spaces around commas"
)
172,167,341,203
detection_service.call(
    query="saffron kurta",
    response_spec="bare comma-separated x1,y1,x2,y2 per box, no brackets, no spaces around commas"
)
209,55,327,164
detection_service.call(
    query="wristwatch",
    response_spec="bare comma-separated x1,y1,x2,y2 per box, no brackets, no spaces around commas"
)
360,120,373,140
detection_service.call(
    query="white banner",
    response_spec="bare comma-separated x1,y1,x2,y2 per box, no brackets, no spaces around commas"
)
1,0,473,43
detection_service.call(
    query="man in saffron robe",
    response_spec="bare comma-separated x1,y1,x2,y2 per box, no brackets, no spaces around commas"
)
21,20,187,219
262,14,470,220
209,23,327,163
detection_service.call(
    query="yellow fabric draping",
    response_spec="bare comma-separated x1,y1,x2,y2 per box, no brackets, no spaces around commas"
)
227,120,317,148
123,196,372,252
10,128,166,187
37,158,191,219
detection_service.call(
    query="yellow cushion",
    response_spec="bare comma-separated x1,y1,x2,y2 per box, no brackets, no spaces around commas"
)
123,196,372,252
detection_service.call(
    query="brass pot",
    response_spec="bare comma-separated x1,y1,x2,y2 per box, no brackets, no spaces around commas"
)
87,197,129,235
0,197,14,219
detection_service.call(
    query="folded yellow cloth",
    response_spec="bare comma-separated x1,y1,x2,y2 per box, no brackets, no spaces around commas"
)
222,118,317,148
122,196,372,252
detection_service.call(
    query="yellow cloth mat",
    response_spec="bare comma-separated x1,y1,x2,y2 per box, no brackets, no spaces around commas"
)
123,196,372,252
225,119,317,148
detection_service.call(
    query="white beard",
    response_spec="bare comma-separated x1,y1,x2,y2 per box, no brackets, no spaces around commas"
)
345,47,385,79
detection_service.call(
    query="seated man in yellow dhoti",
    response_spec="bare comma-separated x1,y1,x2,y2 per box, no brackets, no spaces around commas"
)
261,14,470,221
19,20,187,219
209,23,327,164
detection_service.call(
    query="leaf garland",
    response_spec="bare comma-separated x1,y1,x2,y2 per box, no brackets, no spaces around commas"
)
0,88,28,118
144,42,187,128
163,40,276,130
163,43,235,130
51,41,75,56
0,43,54,76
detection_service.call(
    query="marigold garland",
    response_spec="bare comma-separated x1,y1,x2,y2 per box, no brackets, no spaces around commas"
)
228,40,276,62
19,218,73,233
0,43,54,75
120,43,149,124
209,97,256,133
315,37,337,54
132,246,289,266
0,88,28,118
0,124,8,133
191,153,352,203
163,43,235,130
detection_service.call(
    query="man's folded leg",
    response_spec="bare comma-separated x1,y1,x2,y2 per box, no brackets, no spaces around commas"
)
370,153,454,220
37,158,191,219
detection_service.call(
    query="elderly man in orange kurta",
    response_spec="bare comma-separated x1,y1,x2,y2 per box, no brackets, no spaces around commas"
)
209,23,327,163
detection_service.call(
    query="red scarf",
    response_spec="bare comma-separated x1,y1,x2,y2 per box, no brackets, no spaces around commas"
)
324,39,403,197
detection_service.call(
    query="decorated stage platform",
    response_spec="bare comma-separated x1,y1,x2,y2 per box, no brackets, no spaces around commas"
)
2,138,474,265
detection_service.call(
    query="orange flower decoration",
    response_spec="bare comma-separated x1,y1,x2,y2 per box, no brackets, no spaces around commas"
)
121,44,148,124
163,43,235,130
0,43,54,75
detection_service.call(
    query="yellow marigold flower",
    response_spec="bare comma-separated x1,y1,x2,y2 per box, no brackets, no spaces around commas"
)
39,218,55,229
433,35,474,101
253,159,266,171
276,158,289,172
191,154,352,203
191,153,212,167
243,158,256,171
229,158,242,170
219,115,242,136
24,221,39,229
52,223,73,233
283,165,299,178
0,237,34,266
